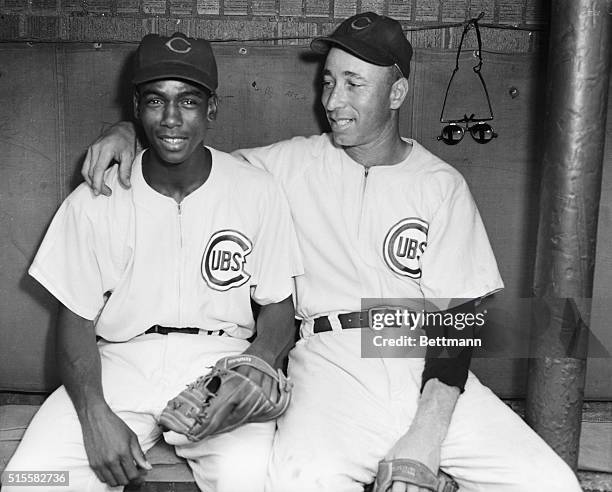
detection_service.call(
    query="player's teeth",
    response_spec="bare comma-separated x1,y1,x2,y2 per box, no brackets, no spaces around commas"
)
163,138,183,143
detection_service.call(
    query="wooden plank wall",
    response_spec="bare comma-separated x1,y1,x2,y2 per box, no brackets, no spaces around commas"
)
0,41,610,398
0,0,545,52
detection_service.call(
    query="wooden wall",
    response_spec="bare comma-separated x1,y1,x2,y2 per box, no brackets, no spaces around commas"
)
0,36,610,397
1,0,545,50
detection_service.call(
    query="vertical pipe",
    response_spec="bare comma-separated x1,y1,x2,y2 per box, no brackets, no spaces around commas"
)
526,0,611,469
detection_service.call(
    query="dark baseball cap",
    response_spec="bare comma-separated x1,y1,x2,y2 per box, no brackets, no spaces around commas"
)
132,32,218,93
311,12,412,78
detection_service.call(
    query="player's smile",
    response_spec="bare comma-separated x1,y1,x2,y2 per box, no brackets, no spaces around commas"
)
157,134,189,152
321,48,396,149
328,116,355,131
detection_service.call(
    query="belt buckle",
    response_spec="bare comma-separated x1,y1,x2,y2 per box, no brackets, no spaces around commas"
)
367,305,404,331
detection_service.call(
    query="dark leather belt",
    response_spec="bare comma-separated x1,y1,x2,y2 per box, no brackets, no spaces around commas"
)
144,325,225,336
312,307,407,333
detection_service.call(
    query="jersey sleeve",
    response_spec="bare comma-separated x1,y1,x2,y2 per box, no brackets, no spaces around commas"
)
419,175,504,308
232,136,318,186
232,141,289,175
28,190,107,320
248,180,304,305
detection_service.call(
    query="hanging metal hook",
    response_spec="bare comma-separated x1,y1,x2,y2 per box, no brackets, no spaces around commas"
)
438,11,494,124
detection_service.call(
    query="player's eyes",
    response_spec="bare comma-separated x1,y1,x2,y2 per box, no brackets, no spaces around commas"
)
144,97,163,106
322,78,334,88
181,98,200,106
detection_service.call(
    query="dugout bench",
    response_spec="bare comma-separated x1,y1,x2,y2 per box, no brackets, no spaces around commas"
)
0,402,198,491
2,399,612,491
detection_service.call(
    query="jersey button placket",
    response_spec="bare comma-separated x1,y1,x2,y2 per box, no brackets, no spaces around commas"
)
357,166,378,266
177,201,184,325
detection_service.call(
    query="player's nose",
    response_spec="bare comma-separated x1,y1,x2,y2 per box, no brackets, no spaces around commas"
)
323,84,345,112
161,102,182,127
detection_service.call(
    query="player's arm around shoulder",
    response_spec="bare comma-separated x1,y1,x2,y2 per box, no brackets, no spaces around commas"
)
231,133,328,185
82,121,139,196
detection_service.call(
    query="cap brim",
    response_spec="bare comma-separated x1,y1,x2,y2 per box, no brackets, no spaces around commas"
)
132,61,217,93
310,36,395,68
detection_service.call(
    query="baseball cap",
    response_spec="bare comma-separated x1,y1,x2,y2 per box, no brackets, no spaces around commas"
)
311,12,413,78
132,32,218,93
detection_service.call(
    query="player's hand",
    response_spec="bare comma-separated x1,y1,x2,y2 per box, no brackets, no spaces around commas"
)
384,427,441,492
80,403,152,487
82,121,137,196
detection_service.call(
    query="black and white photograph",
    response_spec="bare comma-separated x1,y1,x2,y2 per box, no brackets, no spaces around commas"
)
0,1,611,491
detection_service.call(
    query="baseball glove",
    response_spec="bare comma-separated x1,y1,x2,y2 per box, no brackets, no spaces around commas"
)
373,459,459,492
159,354,292,441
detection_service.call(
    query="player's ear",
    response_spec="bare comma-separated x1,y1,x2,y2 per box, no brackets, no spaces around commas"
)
206,93,218,121
389,77,409,110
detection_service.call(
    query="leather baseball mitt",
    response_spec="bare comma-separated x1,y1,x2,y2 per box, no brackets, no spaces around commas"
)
373,459,459,492
159,354,292,441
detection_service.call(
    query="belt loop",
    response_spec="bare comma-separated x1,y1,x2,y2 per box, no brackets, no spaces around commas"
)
299,319,315,338
328,312,343,332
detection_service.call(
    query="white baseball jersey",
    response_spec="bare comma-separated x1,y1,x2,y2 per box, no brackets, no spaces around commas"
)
29,148,303,341
231,136,580,492
234,134,503,322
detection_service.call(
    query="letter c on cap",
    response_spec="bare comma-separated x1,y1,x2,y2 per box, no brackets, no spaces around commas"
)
351,15,373,30
165,36,192,54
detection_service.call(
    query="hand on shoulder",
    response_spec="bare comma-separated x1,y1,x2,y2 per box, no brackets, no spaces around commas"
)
82,121,138,196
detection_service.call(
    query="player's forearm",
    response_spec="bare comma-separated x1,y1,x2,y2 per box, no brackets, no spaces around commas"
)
409,378,460,444
413,301,473,443
56,305,107,417
110,120,139,149
245,295,296,369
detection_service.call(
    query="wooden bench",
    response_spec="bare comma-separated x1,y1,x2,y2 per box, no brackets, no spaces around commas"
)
2,402,611,491
0,404,198,491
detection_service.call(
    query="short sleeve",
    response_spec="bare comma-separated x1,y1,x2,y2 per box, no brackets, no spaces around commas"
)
419,176,504,307
232,135,319,187
248,181,304,305
232,144,279,173
28,191,106,320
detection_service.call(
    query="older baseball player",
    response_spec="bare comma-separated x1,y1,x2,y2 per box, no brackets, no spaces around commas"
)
5,33,302,492
80,13,581,492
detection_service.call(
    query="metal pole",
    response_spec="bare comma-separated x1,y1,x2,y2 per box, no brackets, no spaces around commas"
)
526,0,611,469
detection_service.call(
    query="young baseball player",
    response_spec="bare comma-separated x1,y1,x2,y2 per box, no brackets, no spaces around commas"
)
5,33,302,492
80,13,582,492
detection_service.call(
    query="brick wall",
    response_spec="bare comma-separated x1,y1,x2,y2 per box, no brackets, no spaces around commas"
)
0,0,547,52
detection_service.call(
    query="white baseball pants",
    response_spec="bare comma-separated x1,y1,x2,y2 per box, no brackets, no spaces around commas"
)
266,330,582,492
5,333,274,492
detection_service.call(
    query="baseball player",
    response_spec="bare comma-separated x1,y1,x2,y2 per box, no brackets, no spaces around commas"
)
5,32,302,492
81,13,581,492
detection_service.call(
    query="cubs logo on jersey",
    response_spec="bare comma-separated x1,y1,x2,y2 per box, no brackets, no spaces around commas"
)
383,218,428,278
201,230,252,291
